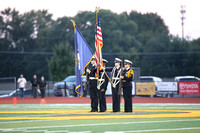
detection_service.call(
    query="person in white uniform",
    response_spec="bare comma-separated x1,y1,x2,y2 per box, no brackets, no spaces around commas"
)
17,74,27,98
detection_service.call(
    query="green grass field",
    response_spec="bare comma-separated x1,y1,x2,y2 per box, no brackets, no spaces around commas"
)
0,103,200,133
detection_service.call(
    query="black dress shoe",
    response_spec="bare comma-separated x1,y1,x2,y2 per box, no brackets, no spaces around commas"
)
90,110,98,112
125,111,132,113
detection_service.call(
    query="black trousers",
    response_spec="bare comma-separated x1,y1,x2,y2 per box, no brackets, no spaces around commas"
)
112,84,120,112
32,86,38,98
89,80,98,111
40,88,46,98
98,90,107,112
123,83,132,112
19,88,24,98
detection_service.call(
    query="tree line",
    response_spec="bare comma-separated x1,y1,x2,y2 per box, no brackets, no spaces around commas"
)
0,8,200,81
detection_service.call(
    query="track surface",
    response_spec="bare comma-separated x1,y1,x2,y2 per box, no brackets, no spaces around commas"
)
0,97,200,104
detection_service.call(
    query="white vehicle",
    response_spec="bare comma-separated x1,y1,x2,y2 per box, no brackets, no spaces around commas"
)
139,76,162,82
174,76,200,81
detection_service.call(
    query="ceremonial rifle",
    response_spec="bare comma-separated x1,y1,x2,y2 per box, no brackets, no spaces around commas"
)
118,62,123,95
84,66,89,90
95,55,115,88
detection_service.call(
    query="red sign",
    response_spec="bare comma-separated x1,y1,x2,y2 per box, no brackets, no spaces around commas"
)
179,81,200,95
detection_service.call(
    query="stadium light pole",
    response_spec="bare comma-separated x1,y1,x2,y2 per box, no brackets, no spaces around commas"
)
180,5,186,39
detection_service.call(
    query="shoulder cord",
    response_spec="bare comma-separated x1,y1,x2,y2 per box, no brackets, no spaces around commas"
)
98,71,105,88
112,67,121,87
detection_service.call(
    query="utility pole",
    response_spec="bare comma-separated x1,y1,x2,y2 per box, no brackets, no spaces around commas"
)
180,5,186,39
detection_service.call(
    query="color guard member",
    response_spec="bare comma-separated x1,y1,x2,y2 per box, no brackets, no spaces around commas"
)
98,59,109,112
86,57,98,112
107,58,122,112
121,59,134,112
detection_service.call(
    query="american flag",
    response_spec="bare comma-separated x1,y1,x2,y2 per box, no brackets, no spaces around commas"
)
95,9,103,70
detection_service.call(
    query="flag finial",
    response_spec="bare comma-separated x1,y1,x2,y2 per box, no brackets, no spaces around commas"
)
96,7,100,12
70,20,75,25
71,20,76,33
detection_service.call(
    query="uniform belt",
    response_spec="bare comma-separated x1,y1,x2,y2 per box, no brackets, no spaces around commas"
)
112,78,120,80
89,77,97,80
99,79,105,81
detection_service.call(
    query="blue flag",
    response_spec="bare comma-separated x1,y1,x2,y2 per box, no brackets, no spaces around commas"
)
73,23,94,97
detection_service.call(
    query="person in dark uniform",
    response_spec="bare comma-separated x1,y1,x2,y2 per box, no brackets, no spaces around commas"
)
98,59,109,112
121,59,134,112
106,58,122,112
38,76,47,98
31,75,38,98
86,57,98,112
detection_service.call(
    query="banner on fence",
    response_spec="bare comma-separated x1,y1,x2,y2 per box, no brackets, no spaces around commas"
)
157,82,178,92
136,82,156,95
179,81,200,95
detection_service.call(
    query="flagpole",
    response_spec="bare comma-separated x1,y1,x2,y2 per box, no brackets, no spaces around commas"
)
71,19,76,73
71,19,76,85
95,8,100,89
95,7,115,88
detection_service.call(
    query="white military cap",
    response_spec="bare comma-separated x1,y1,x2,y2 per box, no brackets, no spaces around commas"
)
114,58,122,63
124,59,132,65
103,59,108,63
92,56,95,60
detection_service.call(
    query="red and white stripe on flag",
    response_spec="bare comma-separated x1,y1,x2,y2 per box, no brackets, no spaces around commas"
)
95,24,103,70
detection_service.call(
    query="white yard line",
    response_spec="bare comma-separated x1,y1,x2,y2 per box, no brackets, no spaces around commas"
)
0,118,200,131
105,127,200,133
133,103,200,106
134,107,200,109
